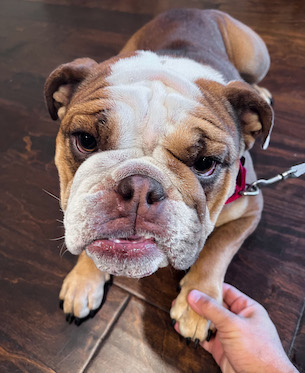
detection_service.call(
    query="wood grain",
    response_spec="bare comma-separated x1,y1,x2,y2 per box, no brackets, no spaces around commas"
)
86,296,220,373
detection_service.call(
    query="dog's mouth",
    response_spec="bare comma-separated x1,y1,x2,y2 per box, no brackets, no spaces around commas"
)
85,235,168,277
86,236,157,258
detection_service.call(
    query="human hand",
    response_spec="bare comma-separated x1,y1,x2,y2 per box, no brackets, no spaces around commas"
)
176,283,298,373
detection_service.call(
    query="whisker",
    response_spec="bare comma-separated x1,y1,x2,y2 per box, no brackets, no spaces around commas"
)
59,242,68,257
56,219,64,224
50,236,65,241
43,189,60,202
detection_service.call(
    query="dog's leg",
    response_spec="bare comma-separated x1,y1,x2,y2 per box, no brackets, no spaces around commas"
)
59,251,111,322
217,11,270,85
170,207,261,342
217,11,273,104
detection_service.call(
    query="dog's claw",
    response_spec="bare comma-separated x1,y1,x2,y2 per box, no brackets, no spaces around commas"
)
105,275,113,288
65,313,74,324
74,317,81,326
206,329,213,342
270,96,274,106
171,319,176,327
59,300,64,310
194,338,200,349
89,309,97,318
186,337,191,346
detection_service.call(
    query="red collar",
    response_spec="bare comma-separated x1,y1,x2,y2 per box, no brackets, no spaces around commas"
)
225,158,247,204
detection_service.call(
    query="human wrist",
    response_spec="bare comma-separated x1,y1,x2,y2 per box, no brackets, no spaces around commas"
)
261,357,298,373
278,360,298,373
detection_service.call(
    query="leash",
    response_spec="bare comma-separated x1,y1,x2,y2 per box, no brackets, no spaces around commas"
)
240,162,305,196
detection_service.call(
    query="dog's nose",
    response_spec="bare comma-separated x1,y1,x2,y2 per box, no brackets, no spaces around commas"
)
117,175,166,205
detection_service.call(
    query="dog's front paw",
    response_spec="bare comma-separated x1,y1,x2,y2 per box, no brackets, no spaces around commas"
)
170,296,211,343
170,277,221,343
59,263,111,323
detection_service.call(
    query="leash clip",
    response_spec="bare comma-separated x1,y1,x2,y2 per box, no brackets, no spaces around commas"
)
240,162,305,196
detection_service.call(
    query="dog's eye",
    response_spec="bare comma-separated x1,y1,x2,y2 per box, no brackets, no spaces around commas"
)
75,132,97,153
193,157,217,176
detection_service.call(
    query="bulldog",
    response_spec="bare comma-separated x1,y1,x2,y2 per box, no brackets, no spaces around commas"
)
45,8,273,342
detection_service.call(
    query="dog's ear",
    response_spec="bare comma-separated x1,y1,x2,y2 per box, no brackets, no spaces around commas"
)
225,81,274,150
44,58,98,120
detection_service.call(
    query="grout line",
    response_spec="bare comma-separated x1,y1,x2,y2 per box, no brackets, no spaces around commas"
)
288,297,305,358
80,293,132,373
113,281,170,313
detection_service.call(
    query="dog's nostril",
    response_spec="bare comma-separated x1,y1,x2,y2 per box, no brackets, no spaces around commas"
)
117,177,134,201
123,189,134,201
146,186,166,205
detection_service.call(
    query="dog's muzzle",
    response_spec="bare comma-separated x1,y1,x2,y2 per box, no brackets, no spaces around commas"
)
85,175,169,277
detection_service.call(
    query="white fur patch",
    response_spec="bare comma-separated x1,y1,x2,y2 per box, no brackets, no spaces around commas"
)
108,51,225,89
106,51,225,152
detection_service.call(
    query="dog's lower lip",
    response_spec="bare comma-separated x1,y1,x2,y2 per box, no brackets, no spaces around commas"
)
86,236,157,259
108,235,153,244
85,235,165,278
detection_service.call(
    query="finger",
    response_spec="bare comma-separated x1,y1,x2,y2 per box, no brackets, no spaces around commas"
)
222,283,247,304
201,336,223,355
222,283,257,314
187,290,235,329
201,339,213,353
202,336,225,367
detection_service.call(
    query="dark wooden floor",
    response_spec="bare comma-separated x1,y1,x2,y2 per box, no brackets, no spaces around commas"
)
0,0,304,372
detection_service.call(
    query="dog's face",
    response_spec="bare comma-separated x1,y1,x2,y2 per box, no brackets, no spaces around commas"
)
45,51,273,278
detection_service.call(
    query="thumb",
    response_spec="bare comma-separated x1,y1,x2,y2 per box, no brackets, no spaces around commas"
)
188,290,236,329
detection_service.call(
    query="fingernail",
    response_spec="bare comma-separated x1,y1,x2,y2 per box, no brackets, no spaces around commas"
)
188,289,202,304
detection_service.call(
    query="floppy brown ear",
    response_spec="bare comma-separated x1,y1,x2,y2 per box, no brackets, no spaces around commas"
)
44,58,98,120
225,80,274,150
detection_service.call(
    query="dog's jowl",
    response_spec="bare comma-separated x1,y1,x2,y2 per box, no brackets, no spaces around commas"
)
45,9,273,341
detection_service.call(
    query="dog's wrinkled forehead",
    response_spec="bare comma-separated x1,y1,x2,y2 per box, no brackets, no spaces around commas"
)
69,52,227,153
105,52,225,147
